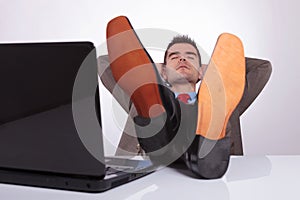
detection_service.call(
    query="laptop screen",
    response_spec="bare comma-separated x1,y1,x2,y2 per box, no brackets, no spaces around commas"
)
0,42,105,177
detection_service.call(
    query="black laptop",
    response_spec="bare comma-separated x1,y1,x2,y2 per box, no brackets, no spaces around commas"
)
0,41,153,192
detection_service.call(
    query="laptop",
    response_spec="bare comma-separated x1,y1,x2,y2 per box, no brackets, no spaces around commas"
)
0,41,153,192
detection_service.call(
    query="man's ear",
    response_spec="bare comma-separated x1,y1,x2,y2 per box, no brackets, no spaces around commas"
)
159,63,168,81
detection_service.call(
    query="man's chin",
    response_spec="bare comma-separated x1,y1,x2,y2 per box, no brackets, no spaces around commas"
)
167,71,196,84
170,77,192,85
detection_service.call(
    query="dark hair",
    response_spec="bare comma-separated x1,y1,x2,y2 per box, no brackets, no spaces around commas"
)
163,35,202,67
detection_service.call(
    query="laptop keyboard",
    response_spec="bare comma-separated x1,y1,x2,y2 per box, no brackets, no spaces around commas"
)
105,167,121,175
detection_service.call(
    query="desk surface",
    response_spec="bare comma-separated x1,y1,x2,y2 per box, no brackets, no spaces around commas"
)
0,155,299,200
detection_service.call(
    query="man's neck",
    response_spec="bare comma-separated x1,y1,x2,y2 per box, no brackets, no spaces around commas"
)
171,83,195,93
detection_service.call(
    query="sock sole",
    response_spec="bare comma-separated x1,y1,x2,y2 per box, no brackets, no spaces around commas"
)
196,33,246,140
106,16,165,118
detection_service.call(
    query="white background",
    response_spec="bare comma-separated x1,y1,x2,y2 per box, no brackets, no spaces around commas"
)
1,0,299,155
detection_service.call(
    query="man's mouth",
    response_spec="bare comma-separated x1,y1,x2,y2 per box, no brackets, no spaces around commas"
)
176,65,190,70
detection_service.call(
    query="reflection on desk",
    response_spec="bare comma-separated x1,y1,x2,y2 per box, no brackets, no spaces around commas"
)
0,155,300,200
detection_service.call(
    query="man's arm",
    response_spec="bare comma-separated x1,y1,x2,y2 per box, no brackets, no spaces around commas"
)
99,55,165,114
228,57,272,155
98,55,132,113
236,57,272,115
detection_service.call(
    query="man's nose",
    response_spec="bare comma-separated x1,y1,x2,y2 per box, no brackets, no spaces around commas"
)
179,57,186,62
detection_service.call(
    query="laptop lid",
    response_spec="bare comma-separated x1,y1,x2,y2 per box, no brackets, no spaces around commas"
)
0,42,106,178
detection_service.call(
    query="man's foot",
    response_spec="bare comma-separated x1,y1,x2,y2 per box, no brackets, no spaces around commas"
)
106,16,165,118
184,33,246,178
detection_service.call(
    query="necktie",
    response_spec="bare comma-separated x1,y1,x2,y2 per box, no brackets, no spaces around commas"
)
177,93,191,104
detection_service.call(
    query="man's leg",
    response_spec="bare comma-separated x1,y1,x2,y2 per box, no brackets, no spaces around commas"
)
106,16,194,167
183,33,246,179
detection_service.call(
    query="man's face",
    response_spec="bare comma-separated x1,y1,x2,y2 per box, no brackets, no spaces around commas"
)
163,43,202,86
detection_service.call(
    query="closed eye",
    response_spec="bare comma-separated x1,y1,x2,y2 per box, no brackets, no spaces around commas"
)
187,56,195,60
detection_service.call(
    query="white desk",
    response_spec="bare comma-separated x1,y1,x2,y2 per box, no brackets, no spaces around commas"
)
1,155,299,200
